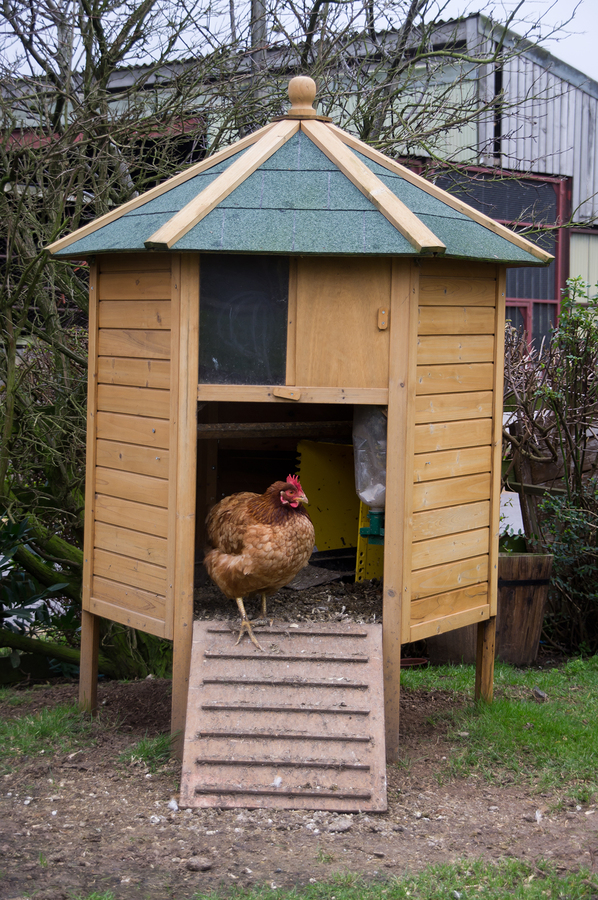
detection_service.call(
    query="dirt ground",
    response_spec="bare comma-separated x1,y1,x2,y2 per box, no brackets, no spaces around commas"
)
1,579,597,899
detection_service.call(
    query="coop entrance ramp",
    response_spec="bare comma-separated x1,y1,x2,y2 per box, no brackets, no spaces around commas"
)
179,620,387,812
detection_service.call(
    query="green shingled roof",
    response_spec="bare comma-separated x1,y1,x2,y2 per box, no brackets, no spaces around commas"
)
49,111,550,267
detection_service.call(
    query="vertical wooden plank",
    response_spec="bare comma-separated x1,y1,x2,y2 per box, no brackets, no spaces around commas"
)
488,267,506,618
383,259,417,761
475,265,504,706
79,261,100,713
171,254,200,754
166,254,181,643
475,617,496,703
286,257,298,386
168,253,183,735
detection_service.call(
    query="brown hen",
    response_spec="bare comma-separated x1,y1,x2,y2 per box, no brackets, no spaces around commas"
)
204,475,315,649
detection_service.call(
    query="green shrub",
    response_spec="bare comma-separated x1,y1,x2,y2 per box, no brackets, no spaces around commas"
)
540,485,598,652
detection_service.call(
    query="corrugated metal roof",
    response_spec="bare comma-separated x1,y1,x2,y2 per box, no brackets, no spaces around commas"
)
50,89,550,266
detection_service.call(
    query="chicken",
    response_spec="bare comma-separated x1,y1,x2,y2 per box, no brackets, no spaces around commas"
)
203,475,315,650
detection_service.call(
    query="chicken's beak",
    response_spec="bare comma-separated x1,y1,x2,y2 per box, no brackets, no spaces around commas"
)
298,492,309,505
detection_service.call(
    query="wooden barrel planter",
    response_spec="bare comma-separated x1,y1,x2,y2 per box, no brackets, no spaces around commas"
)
427,552,553,666
496,552,553,666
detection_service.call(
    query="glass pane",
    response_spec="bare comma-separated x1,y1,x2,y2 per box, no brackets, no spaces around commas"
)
532,302,556,348
199,255,289,385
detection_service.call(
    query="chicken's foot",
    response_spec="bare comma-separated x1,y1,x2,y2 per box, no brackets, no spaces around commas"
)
257,593,274,626
234,597,264,651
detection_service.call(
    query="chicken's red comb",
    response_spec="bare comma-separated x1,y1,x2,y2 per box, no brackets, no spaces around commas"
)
286,474,302,490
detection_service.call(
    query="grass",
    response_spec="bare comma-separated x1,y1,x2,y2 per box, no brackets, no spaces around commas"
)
401,655,598,800
316,847,335,865
71,893,117,900
0,702,96,774
66,860,598,900
118,732,175,772
0,685,33,706
215,859,595,899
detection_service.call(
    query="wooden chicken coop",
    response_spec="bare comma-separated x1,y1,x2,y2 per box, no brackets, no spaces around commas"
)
48,77,552,761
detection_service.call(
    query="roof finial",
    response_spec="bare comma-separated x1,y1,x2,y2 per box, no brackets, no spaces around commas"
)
287,76,318,117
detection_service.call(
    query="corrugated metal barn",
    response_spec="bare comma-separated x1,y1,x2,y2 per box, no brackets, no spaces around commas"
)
422,15,598,336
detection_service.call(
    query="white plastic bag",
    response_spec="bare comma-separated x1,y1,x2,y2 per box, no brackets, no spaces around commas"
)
352,406,387,510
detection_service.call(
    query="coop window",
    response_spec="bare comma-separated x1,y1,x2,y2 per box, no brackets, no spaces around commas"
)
199,254,289,385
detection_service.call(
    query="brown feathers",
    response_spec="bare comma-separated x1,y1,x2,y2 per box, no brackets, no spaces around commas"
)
204,477,315,601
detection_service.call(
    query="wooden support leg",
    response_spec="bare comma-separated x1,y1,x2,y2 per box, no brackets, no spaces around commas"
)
171,628,193,760
383,617,402,762
475,616,496,703
79,610,100,714
382,259,418,762
170,254,199,760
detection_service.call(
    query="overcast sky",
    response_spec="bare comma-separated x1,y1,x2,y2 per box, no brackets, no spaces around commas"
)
441,0,598,82
536,0,598,81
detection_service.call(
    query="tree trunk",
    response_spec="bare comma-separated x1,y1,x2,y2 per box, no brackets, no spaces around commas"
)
0,629,124,678
13,544,82,603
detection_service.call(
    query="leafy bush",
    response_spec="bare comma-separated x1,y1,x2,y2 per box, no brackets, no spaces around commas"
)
503,278,598,651
0,514,67,625
540,485,598,653
0,513,70,668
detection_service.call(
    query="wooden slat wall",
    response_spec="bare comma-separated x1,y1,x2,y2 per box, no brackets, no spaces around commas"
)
409,261,501,641
83,253,175,637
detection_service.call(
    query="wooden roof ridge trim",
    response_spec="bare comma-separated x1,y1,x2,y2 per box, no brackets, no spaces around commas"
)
145,119,301,251
46,123,277,255
326,123,553,264
300,120,446,255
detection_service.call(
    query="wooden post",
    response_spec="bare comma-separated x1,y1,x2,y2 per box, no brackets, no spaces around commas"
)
383,259,417,760
475,265,505,703
79,259,100,713
170,254,200,756
79,610,100,712
475,616,496,702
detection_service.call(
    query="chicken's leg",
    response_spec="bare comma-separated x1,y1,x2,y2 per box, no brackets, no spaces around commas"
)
234,597,264,651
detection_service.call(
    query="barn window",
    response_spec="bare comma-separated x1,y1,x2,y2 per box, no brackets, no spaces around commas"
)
199,254,289,385
436,170,569,346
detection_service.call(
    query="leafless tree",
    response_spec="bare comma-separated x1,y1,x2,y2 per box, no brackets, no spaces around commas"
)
0,0,577,665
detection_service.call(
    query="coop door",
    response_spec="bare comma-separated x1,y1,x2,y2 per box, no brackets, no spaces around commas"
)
292,257,391,389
